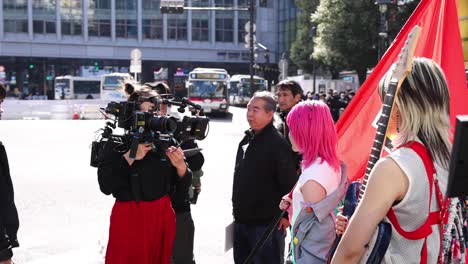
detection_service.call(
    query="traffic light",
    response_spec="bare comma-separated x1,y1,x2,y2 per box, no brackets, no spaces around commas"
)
29,64,34,69
160,0,184,14
94,61,99,71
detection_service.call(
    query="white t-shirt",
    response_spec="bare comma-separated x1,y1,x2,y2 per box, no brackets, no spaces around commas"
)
292,158,341,220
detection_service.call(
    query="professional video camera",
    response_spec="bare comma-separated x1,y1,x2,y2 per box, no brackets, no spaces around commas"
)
90,96,209,167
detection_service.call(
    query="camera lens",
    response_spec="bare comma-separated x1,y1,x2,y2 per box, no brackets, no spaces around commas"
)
148,116,177,134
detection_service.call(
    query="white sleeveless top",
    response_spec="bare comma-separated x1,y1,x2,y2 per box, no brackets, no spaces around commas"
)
381,146,448,264
292,158,341,222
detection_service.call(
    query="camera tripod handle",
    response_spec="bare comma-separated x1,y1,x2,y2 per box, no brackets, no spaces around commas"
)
129,136,140,160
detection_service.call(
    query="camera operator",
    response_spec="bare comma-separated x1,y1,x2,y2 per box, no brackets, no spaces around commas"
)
146,82,204,264
0,84,19,264
97,83,192,264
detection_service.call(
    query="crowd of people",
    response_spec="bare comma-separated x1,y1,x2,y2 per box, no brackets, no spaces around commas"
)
1,57,467,264
303,89,355,122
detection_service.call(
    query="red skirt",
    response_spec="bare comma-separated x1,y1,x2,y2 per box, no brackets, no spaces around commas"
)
105,196,176,264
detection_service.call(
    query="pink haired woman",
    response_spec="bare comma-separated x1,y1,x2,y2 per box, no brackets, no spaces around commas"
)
279,101,348,263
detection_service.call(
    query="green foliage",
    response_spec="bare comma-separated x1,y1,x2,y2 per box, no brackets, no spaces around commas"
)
289,0,320,74
310,0,419,84
311,0,379,84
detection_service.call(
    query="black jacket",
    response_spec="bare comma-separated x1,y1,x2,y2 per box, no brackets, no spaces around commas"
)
0,142,19,262
97,140,192,202
276,111,302,172
171,140,204,213
232,122,298,224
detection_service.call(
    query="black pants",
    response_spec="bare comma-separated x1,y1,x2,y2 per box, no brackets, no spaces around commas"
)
171,211,196,264
233,222,285,264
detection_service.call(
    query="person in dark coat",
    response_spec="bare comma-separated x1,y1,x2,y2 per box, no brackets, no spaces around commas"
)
0,83,19,264
232,91,298,264
98,83,192,264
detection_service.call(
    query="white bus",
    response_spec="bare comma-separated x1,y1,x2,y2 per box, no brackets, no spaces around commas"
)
186,68,229,114
229,75,266,106
100,73,133,101
54,76,101,100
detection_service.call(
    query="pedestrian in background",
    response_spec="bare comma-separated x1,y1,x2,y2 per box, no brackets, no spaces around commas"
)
147,82,205,264
232,91,298,264
275,80,303,173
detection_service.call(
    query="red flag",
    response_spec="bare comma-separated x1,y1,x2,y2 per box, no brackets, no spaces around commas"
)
337,0,468,181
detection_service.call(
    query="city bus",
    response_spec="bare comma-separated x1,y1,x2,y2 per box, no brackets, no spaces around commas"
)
54,76,101,100
228,74,266,106
100,73,133,101
186,68,230,114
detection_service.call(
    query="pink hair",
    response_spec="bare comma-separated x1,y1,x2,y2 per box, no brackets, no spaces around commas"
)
286,101,340,171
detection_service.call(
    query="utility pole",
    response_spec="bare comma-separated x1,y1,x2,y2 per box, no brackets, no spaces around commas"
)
249,0,255,95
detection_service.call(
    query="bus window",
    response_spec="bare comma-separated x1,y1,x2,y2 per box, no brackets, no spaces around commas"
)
188,81,226,98
74,81,100,95
103,76,125,89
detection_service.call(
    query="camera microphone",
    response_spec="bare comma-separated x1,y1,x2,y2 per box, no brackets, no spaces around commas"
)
181,97,202,110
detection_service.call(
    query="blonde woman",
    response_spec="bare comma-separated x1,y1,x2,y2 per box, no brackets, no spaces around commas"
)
332,58,452,263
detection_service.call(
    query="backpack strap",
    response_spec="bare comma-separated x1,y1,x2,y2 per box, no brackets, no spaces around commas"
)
385,141,445,264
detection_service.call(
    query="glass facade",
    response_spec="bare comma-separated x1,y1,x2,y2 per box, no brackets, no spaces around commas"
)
192,0,210,42
277,0,298,57
116,0,137,38
61,0,82,36
215,0,234,42
168,0,188,41
143,0,163,40
4,0,28,33
238,0,249,44
88,0,111,37
33,0,56,34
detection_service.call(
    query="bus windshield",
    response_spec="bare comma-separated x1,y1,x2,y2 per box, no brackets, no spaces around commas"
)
103,76,125,89
188,81,227,98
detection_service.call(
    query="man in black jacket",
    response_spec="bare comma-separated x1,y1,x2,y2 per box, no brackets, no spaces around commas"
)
275,80,303,173
232,92,298,264
0,84,19,264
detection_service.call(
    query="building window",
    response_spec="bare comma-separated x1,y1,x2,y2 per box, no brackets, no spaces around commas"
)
192,18,209,41
237,0,249,7
89,0,111,37
191,0,209,41
33,1,56,34
238,16,249,43
215,16,233,42
61,0,82,36
116,0,137,38
168,16,187,41
215,0,233,42
168,0,188,41
4,0,28,33
143,0,163,39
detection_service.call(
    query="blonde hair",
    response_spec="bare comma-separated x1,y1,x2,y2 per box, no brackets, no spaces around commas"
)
378,57,451,168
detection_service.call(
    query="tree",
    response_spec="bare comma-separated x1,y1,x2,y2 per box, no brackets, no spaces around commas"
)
312,0,379,85
311,0,419,84
289,0,320,74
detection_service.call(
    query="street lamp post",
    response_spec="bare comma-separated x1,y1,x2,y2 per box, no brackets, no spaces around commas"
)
249,0,255,95
375,0,394,60
310,26,317,94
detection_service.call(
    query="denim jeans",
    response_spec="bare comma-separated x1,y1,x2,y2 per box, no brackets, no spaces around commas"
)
233,222,285,264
